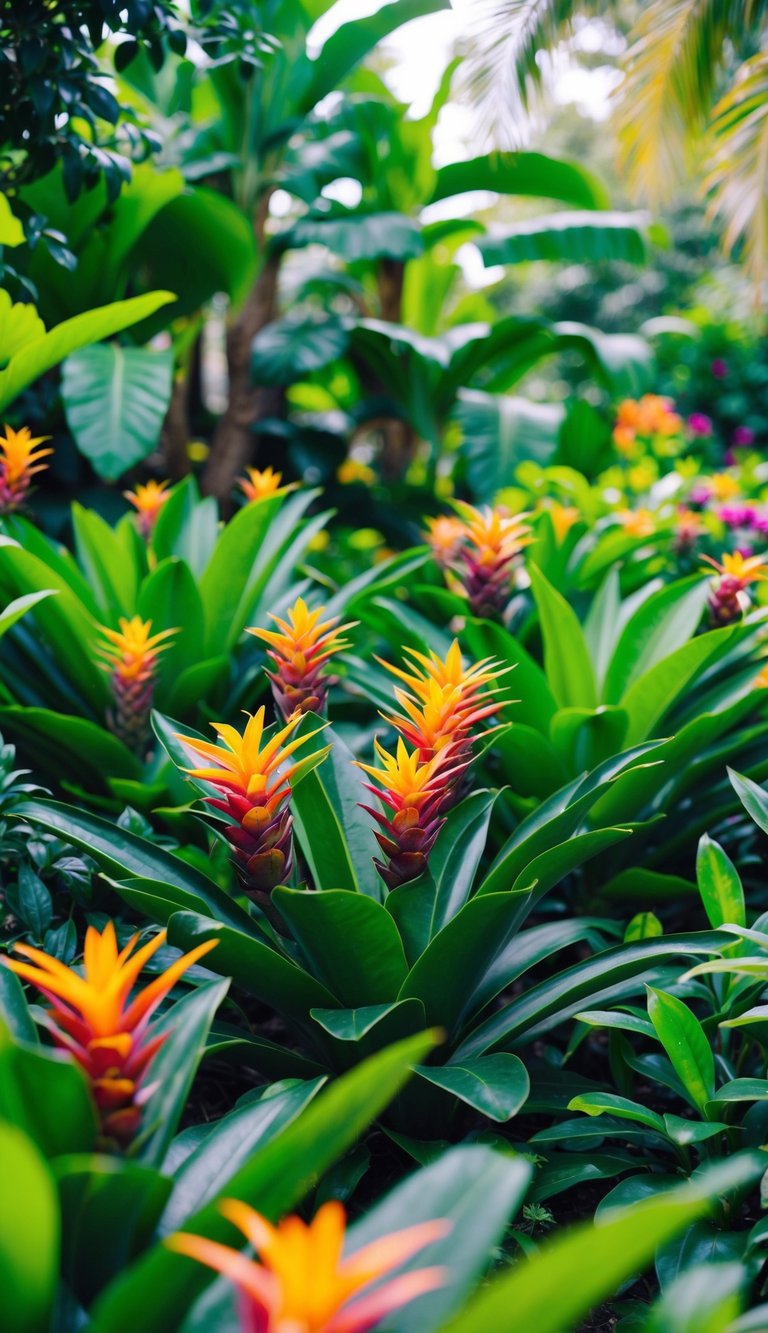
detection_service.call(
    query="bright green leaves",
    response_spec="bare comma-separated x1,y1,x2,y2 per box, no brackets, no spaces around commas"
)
0,1123,60,1333
61,344,174,481
646,988,716,1115
416,1054,529,1123
696,834,746,929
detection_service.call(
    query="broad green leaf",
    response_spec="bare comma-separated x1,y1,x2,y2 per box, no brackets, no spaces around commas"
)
456,390,564,501
62,345,174,480
729,767,768,836
135,979,230,1168
568,1092,665,1134
602,577,709,705
310,999,426,1043
696,834,746,929
0,291,175,414
647,987,715,1114
91,1031,437,1333
477,211,650,267
290,722,381,898
159,1078,326,1234
0,969,37,1044
71,503,142,617
273,888,409,1006
0,195,24,246
416,1054,529,1123
302,0,450,109
529,564,597,709
0,1123,59,1333
0,708,141,793
430,151,609,208
0,1021,98,1157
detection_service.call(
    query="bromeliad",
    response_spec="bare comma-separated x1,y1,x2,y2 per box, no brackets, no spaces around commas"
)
96,616,176,750
124,478,171,539
0,423,52,513
248,597,355,719
166,1198,448,1333
237,466,295,503
380,640,505,763
703,551,768,626
176,708,328,900
449,501,531,618
3,922,217,1145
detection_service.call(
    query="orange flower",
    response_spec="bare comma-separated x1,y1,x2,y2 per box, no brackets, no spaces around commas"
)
449,502,531,617
356,738,464,889
616,508,655,538
248,597,355,718
380,640,504,761
124,479,171,538
96,616,176,750
167,1199,448,1333
703,551,768,587
3,922,217,1144
0,424,52,512
424,514,465,567
176,708,328,897
237,466,295,503
540,501,581,544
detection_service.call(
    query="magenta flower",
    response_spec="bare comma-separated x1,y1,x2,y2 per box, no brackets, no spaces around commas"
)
732,426,755,447
688,412,712,437
711,359,728,379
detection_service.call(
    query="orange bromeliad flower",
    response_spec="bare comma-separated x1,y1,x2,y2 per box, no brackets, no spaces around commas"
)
176,708,328,898
248,598,355,719
3,922,217,1145
0,424,52,512
448,501,531,618
616,508,655,538
424,514,466,568
237,466,295,504
703,550,768,626
96,615,176,750
541,501,581,544
357,737,465,890
380,641,504,762
124,479,171,539
167,1199,449,1333
612,395,683,454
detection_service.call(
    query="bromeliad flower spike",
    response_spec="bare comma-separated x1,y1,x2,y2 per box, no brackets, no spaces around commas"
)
703,550,768,626
237,466,295,503
380,640,505,763
124,478,171,539
0,423,52,513
96,616,176,750
166,1198,449,1333
3,922,217,1145
450,501,532,618
248,597,356,719
176,708,329,900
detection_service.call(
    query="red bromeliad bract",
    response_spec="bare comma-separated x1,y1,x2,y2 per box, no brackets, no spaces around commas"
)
3,922,217,1145
248,597,355,719
124,479,171,539
0,423,52,513
96,615,176,750
703,550,768,626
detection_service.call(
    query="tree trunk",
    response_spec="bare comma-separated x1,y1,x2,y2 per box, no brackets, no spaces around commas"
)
203,191,280,504
376,258,417,481
162,372,192,480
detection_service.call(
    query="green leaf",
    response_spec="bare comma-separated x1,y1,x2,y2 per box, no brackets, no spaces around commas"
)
477,210,650,267
290,722,381,898
273,888,409,1006
0,1123,59,1333
278,208,423,261
71,502,142,618
0,968,37,1044
444,1158,763,1333
416,1054,529,1123
251,314,349,383
456,390,564,500
729,767,768,837
0,291,175,414
55,1156,172,1309
135,979,230,1169
0,1021,98,1157
430,151,609,208
91,1031,438,1333
0,708,141,793
696,834,746,930
0,195,25,247
529,564,597,709
568,1093,665,1134
61,345,174,481
302,0,450,110
647,987,715,1114
310,999,425,1042
602,577,710,705
159,1078,326,1234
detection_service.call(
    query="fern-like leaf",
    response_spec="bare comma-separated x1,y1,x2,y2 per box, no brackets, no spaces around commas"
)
706,50,768,292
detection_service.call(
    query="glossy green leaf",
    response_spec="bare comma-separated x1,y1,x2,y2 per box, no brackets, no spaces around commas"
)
62,344,174,480
696,834,746,929
647,987,715,1114
0,1123,59,1333
529,564,597,709
416,1054,529,1122
273,888,409,1006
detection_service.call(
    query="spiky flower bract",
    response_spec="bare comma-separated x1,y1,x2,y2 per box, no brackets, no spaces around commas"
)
96,616,176,751
703,550,768,626
248,597,355,718
237,466,295,503
124,479,171,539
0,424,52,512
448,501,531,618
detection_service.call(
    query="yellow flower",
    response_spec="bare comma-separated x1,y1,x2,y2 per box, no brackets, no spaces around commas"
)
540,501,580,544
247,597,355,718
703,551,768,587
616,508,655,538
337,459,376,486
380,640,504,761
124,479,171,538
709,473,741,502
424,514,466,566
627,463,656,492
237,466,295,503
96,616,176,750
166,1199,449,1333
4,922,216,1143
0,423,52,511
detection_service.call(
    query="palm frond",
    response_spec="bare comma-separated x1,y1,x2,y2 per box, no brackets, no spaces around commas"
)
617,0,764,201
463,0,585,145
706,50,768,293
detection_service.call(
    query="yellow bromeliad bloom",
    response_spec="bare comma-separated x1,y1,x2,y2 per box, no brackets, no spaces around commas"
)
704,550,768,627
96,616,176,749
0,423,52,511
356,737,462,889
167,1199,448,1333
424,513,466,567
704,551,768,587
176,708,328,895
4,922,217,1144
124,479,171,538
616,508,656,538
237,466,295,503
380,641,504,761
708,472,741,503
448,501,531,617
248,597,355,718
540,501,581,544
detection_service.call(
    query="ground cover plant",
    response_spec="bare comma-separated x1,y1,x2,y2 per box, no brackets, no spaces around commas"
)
5,2,768,1331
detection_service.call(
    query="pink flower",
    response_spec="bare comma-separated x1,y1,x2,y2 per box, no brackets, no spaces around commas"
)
688,413,712,437
711,359,728,379
732,426,755,447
